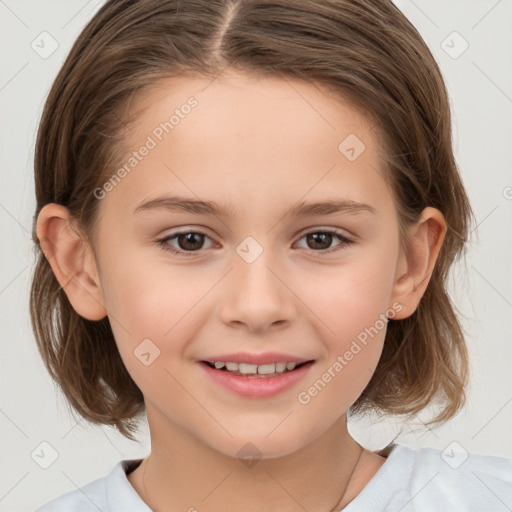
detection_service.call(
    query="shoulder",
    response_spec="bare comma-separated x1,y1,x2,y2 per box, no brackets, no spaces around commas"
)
33,471,110,512
344,444,512,512
33,459,149,512
406,445,512,507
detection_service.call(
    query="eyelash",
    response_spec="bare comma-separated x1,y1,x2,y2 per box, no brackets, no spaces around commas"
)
156,229,353,257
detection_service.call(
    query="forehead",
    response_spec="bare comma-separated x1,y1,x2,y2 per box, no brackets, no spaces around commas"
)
99,72,392,222
128,71,375,144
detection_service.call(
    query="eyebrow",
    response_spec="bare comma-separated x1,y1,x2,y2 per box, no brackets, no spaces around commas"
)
133,195,376,218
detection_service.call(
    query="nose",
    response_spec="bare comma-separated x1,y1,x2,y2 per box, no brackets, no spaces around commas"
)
218,249,297,333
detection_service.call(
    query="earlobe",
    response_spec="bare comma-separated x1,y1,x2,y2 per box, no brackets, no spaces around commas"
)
36,203,107,321
390,207,447,320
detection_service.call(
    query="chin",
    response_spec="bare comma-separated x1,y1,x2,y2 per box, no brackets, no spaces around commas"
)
207,428,314,463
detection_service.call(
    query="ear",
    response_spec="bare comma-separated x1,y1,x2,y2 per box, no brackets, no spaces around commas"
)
389,207,447,320
36,203,107,321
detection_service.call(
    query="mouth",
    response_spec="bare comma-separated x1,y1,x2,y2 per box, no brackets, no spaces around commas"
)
200,360,315,378
198,358,315,398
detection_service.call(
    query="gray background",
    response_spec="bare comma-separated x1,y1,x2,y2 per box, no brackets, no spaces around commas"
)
1,0,511,510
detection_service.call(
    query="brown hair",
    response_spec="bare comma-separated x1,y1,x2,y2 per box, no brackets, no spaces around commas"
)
30,0,473,441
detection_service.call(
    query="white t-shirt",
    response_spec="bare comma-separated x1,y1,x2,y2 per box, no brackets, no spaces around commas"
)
34,444,512,511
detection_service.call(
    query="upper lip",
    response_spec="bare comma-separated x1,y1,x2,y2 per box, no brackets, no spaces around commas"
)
200,352,314,366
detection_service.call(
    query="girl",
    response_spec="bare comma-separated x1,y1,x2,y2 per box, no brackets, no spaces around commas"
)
30,0,511,511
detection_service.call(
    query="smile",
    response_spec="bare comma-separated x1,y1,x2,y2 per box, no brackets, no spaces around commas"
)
203,360,310,376
199,360,315,398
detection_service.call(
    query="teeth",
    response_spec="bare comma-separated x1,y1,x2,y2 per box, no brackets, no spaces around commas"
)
209,361,305,374
275,362,287,372
239,363,258,374
257,363,276,375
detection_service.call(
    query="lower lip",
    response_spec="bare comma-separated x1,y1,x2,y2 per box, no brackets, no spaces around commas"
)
198,361,314,399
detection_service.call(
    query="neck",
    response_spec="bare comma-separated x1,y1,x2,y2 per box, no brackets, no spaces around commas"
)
129,406,373,512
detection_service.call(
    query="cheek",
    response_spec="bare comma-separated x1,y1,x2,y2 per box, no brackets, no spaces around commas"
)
294,252,398,403
101,253,207,337
303,256,397,343
296,283,389,421
101,255,219,380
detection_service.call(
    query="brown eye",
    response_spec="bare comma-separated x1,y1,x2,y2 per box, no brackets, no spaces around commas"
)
175,232,205,251
306,232,334,250
157,231,214,256
296,230,353,254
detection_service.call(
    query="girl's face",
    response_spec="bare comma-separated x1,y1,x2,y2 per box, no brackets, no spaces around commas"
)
93,73,406,459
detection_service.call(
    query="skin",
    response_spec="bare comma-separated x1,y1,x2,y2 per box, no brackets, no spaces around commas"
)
37,72,446,511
